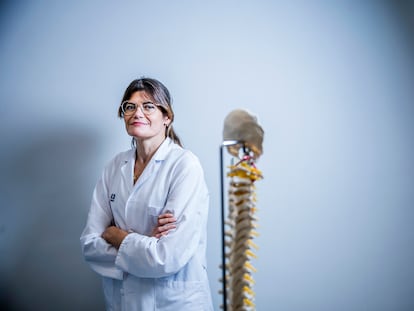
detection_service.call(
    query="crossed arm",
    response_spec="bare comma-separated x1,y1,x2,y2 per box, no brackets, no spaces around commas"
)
102,212,176,249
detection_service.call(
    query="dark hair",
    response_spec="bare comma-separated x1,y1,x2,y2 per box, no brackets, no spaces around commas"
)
118,77,182,147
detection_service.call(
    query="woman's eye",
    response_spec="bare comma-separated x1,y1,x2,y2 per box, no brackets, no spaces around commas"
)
143,103,156,111
125,104,136,111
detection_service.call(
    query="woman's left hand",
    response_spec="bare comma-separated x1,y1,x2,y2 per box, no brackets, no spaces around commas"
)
151,213,177,238
102,226,129,249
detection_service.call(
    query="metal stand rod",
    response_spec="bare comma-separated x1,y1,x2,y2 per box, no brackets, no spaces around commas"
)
220,144,227,311
220,140,243,311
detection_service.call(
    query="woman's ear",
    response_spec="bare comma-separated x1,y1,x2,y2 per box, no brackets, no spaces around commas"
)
164,117,171,127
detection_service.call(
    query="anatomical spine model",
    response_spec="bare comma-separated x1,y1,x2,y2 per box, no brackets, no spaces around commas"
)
221,109,264,311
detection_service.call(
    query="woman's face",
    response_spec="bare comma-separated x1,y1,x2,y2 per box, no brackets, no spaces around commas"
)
123,91,170,143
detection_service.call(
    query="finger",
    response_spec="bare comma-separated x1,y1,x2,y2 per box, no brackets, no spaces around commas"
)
158,224,176,233
158,217,176,225
156,230,172,238
158,212,174,217
158,213,174,220
153,224,175,234
154,230,169,239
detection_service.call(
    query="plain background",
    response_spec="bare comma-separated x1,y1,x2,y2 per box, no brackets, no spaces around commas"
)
1,1,413,310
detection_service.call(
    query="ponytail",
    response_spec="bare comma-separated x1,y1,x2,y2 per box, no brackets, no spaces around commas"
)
166,125,182,147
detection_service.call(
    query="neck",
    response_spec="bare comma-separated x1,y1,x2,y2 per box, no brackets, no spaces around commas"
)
135,136,166,164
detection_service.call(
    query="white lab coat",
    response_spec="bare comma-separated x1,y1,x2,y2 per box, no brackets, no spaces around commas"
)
80,138,213,311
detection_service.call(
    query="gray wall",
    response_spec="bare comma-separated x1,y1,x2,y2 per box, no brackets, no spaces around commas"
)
1,1,413,310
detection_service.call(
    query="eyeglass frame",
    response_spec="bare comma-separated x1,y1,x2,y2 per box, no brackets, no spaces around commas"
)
119,100,162,117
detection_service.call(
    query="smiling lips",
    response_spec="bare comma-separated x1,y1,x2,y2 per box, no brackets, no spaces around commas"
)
131,121,149,126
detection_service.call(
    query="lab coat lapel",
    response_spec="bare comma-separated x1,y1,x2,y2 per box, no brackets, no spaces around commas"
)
120,150,135,193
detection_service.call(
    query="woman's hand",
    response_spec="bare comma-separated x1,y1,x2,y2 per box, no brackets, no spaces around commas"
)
151,212,177,238
102,226,128,249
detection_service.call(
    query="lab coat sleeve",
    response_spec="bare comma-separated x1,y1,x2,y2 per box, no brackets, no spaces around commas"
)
115,153,208,278
80,167,124,280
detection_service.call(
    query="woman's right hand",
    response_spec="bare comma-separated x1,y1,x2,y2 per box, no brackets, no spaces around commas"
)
151,212,177,238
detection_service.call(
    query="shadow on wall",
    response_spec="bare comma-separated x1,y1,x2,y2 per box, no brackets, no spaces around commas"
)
0,127,106,311
390,0,414,53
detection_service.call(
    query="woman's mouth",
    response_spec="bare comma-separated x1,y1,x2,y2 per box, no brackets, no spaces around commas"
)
131,121,148,126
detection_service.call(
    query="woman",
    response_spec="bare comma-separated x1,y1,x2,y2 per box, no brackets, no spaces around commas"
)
80,77,213,310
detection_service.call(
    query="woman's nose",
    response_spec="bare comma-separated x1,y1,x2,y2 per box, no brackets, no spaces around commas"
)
134,105,145,117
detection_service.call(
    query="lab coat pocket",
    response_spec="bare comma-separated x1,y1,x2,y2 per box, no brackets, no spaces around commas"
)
102,277,117,311
155,280,209,311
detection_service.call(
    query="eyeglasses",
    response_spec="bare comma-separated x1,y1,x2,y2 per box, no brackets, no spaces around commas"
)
120,101,160,116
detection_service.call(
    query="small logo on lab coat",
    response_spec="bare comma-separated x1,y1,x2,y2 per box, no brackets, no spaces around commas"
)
110,194,116,202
